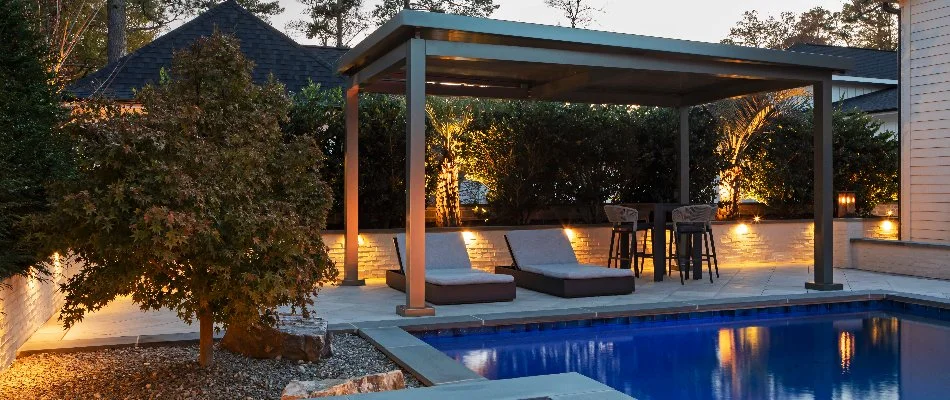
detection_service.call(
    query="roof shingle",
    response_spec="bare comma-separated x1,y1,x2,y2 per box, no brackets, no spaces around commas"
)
69,0,345,100
788,43,897,80
835,87,898,114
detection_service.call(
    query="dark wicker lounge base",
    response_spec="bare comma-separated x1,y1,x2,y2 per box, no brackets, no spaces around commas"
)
385,270,517,305
495,266,636,298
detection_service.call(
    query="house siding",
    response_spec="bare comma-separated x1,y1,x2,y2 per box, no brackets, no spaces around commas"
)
902,0,950,243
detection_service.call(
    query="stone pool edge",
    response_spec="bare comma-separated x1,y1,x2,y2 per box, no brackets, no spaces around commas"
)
352,290,950,389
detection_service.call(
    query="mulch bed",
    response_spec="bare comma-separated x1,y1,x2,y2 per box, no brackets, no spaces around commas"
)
0,333,421,400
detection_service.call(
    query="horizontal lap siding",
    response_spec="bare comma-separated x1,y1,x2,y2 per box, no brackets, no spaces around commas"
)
908,0,950,243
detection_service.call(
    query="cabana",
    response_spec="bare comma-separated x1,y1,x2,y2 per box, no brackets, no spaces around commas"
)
336,11,852,316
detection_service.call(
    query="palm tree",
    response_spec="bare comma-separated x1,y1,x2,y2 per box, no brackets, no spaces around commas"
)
712,89,806,218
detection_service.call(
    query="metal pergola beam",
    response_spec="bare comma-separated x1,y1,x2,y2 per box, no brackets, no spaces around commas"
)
424,40,833,84
397,38,435,317
351,43,408,86
807,78,842,291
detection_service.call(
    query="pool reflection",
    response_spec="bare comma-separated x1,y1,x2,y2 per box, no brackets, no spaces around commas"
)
424,312,950,400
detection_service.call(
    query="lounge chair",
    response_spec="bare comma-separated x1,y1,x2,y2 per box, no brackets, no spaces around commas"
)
497,229,636,298
387,232,516,305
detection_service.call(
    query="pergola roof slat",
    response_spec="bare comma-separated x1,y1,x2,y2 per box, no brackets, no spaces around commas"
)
338,11,851,106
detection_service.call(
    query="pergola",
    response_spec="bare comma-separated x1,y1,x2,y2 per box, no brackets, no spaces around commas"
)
337,11,852,316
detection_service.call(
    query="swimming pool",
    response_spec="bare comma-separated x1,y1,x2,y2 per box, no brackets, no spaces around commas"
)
420,301,950,400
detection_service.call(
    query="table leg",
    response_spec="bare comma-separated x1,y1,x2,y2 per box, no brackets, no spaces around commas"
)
652,212,666,282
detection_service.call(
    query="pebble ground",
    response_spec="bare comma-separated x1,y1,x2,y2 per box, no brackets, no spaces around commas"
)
0,333,421,400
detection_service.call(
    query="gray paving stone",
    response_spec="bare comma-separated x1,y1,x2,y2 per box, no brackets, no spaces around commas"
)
334,373,628,399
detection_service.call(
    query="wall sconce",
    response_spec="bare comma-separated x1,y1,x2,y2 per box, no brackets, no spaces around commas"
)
357,234,365,246
462,231,476,241
836,191,856,218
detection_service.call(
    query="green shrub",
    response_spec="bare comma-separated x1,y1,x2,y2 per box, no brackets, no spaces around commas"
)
0,0,73,283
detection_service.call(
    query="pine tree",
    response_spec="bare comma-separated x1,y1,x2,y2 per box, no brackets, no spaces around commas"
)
0,0,73,283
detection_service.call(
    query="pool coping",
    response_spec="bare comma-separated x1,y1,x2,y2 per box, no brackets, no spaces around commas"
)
353,290,950,390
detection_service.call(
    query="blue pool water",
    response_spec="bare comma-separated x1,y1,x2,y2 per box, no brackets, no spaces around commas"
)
422,308,950,400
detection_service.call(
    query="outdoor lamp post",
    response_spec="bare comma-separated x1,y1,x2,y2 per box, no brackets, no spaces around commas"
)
836,191,856,218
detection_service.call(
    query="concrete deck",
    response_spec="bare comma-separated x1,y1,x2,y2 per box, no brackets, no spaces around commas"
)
20,264,950,353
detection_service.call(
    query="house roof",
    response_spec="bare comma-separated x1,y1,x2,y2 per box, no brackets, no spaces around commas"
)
835,87,898,113
787,43,897,80
68,0,345,100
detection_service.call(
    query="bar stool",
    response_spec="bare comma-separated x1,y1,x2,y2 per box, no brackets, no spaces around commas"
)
604,205,639,276
667,205,717,285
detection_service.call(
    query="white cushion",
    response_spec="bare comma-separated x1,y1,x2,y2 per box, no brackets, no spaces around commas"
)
394,232,472,270
505,229,578,266
425,269,515,286
520,263,634,279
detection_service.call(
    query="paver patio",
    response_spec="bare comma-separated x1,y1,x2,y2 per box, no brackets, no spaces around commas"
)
21,264,950,351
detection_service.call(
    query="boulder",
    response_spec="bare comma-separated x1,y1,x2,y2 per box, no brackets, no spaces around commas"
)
281,370,406,399
221,314,331,362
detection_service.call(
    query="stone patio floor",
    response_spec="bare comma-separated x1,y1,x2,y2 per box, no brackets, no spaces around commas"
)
21,264,950,351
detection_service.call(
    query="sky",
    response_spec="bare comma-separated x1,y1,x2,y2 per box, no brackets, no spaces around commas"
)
263,0,852,46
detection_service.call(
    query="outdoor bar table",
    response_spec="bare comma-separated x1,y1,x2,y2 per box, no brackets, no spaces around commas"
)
621,203,704,282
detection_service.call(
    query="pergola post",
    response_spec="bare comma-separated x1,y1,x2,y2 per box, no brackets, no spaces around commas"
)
397,38,435,317
806,78,843,291
341,80,364,286
677,107,689,204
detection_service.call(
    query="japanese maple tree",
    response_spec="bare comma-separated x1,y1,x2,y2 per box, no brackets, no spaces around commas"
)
42,32,337,366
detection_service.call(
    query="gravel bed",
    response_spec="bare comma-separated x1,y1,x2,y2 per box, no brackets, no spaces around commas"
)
0,333,422,400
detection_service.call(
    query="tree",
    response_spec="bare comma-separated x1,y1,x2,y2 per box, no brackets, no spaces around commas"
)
747,109,898,217
0,0,73,284
722,8,845,50
291,0,366,47
41,32,337,366
107,0,128,63
710,89,807,218
544,0,602,28
32,0,157,87
426,97,473,227
841,0,898,50
723,2,896,51
371,0,498,26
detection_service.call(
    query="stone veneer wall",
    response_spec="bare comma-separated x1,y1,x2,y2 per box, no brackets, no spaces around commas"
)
0,255,78,369
324,218,899,280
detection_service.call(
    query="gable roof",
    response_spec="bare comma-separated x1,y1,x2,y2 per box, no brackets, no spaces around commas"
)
788,43,897,81
68,0,345,100
835,87,898,114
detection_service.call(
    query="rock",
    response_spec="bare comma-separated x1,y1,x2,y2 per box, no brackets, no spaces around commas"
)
281,370,405,400
221,314,331,362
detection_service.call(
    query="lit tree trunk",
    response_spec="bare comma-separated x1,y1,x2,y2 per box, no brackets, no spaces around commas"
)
107,0,127,63
435,160,461,227
198,303,214,367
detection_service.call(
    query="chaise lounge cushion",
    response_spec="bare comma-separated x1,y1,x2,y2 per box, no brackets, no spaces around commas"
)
425,269,515,285
519,263,633,279
394,232,513,286
395,232,473,270
505,229,579,266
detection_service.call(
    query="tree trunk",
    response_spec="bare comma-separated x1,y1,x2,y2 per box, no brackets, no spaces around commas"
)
107,0,127,63
198,305,214,367
335,12,344,47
